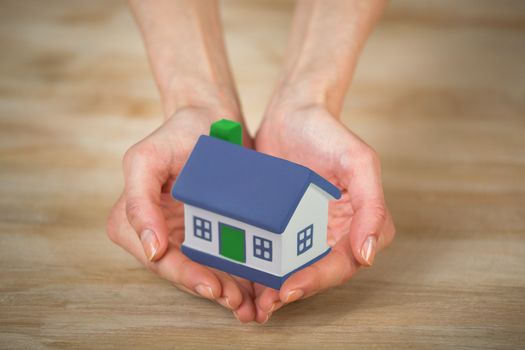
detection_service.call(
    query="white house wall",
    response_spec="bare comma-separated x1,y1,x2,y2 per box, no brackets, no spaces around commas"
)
183,205,283,276
280,184,330,275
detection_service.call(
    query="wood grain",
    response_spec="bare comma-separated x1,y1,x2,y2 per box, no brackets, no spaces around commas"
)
1,0,524,348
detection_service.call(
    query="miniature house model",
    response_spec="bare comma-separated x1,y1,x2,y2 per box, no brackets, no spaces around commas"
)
172,120,341,289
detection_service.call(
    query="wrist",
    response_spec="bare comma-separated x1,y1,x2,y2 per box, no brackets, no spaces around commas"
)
163,103,252,149
160,78,241,121
265,78,340,122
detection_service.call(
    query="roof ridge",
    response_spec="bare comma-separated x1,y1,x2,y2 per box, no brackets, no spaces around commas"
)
172,135,340,233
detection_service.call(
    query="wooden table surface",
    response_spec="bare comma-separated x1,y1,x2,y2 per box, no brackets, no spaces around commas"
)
1,0,524,349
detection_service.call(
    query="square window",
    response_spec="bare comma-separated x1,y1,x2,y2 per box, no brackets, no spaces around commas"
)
297,224,314,255
253,235,272,262
193,216,212,241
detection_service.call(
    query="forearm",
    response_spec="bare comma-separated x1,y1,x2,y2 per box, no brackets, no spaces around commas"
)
128,0,241,119
269,0,387,116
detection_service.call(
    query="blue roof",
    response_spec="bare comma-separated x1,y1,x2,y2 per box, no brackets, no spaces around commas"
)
172,136,341,234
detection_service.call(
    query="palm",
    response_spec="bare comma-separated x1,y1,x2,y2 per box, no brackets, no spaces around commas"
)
256,106,364,247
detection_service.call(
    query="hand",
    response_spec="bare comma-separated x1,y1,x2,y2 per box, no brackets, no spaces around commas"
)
106,107,256,322
253,104,396,323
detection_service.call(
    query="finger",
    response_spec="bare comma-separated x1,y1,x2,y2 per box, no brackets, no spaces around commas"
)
348,203,387,266
377,209,396,251
108,196,223,300
122,143,170,261
255,286,282,322
279,238,359,305
232,282,256,323
254,285,281,324
212,269,243,310
159,249,223,300
233,276,255,298
345,149,388,266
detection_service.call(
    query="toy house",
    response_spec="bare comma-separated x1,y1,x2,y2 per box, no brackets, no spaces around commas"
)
171,120,341,289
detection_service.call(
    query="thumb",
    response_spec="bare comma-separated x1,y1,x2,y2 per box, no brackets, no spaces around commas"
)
345,149,387,266
348,203,387,266
123,145,170,261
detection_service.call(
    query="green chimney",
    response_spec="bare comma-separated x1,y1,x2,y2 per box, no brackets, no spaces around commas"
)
209,119,242,146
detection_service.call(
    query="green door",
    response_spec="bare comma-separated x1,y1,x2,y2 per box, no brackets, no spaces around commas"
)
219,223,246,263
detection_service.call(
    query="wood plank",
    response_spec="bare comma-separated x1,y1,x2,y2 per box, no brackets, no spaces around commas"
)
1,0,524,348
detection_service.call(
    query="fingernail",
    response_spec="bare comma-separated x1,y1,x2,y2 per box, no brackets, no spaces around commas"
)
284,289,304,304
269,302,278,313
195,284,215,299
327,238,336,247
361,235,377,266
218,297,232,309
233,310,242,322
262,313,271,324
140,229,159,261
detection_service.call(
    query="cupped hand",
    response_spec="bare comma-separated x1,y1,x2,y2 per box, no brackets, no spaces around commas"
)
106,107,255,322
253,104,396,323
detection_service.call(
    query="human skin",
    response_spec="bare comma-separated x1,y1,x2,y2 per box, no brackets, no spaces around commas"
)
107,0,395,324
